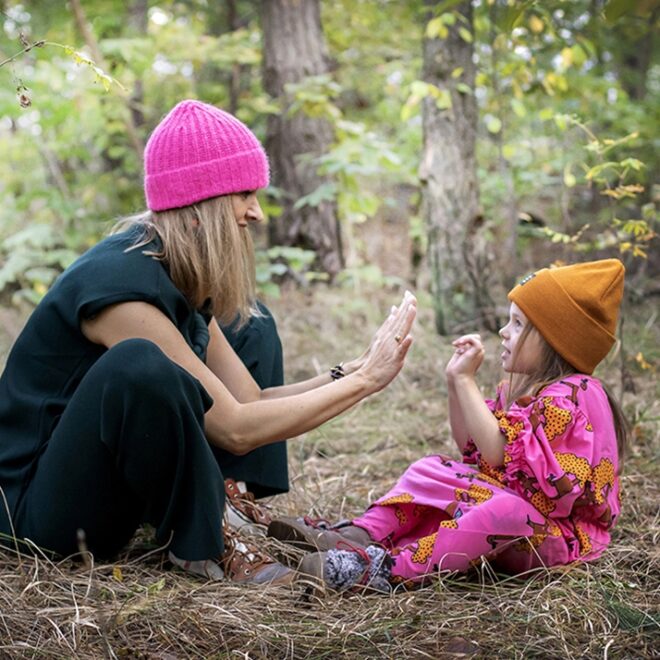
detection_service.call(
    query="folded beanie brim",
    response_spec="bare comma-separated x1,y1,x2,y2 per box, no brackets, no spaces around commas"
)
146,148,269,212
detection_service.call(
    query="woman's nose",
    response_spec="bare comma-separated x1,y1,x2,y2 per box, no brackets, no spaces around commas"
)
247,199,263,222
499,325,507,338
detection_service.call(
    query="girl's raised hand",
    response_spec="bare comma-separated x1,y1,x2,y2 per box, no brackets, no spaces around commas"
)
446,333,485,380
357,291,417,392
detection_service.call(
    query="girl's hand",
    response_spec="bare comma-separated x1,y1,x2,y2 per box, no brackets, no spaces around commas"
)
345,291,416,375
357,291,416,392
446,333,485,381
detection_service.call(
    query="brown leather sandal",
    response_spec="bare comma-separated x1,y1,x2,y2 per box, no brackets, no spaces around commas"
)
221,529,294,585
224,478,272,535
169,528,293,585
297,542,393,595
267,516,367,552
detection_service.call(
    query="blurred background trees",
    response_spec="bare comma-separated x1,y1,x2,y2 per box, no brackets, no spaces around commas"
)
0,0,657,329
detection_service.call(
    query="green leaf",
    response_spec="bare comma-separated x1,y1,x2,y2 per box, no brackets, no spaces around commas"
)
441,12,456,26
458,27,473,43
619,158,644,171
147,578,166,595
585,162,619,180
426,17,448,39
410,80,432,97
495,2,533,33
502,144,517,160
435,89,452,110
293,183,337,210
486,115,502,134
604,0,636,23
511,99,526,118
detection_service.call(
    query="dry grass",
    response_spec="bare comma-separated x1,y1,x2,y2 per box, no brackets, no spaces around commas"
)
1,285,658,659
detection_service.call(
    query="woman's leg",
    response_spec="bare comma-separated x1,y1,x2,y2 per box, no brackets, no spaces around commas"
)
217,302,288,497
13,338,224,561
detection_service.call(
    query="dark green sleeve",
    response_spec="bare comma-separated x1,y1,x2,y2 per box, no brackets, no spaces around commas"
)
50,231,209,359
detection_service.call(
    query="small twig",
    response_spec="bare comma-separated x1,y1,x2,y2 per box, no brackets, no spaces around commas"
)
0,40,45,69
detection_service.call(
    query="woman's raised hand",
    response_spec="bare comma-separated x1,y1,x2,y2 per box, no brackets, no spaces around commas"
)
356,291,417,392
446,333,485,380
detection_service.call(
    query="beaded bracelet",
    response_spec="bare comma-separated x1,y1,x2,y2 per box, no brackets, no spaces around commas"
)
330,363,346,380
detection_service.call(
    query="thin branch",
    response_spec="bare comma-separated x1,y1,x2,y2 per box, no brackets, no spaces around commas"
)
69,0,144,158
0,40,45,69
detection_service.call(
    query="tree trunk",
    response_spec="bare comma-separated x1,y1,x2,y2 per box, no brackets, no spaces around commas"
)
616,9,657,101
420,0,497,334
261,0,343,278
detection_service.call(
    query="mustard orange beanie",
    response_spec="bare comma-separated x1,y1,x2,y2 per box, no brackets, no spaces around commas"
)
508,259,625,374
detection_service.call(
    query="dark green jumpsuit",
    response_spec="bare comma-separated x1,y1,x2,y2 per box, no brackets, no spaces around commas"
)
0,227,288,560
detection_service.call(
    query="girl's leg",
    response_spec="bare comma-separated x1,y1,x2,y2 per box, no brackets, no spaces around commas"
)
351,457,460,549
353,502,448,550
387,493,547,581
216,302,288,498
13,338,224,561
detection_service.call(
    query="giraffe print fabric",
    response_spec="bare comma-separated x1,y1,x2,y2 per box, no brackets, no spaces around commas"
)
351,374,620,583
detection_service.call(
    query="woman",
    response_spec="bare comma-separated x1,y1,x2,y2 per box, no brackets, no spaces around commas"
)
0,100,416,584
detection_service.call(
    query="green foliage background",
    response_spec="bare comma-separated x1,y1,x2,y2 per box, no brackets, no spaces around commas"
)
0,0,657,305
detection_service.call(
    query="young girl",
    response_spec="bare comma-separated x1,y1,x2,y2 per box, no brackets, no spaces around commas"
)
269,259,627,591
0,100,416,585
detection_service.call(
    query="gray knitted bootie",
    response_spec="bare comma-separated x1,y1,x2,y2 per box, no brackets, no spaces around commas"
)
298,544,392,594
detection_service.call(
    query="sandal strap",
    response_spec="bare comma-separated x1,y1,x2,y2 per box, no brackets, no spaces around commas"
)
221,529,276,579
225,478,272,526
302,515,352,531
335,539,371,586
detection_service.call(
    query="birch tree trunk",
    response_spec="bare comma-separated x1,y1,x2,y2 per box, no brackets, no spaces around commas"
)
261,0,344,278
420,1,498,334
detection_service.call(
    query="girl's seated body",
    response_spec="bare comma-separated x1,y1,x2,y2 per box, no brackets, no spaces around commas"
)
269,259,627,591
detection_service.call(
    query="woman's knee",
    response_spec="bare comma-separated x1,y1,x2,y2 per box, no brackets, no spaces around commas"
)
95,338,188,392
82,338,211,418
101,338,173,378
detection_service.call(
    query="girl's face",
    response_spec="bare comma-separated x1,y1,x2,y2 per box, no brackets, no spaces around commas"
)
499,302,544,374
231,191,263,227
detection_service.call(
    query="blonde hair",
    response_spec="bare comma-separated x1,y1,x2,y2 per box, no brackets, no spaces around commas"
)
505,325,629,468
111,195,258,327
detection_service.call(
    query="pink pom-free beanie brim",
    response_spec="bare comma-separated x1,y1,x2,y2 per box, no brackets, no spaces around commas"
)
144,100,269,212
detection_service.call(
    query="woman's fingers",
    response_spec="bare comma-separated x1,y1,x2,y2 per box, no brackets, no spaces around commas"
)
397,334,414,359
364,292,416,372
392,294,416,340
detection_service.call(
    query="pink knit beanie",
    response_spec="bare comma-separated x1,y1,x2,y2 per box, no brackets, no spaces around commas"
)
144,100,269,212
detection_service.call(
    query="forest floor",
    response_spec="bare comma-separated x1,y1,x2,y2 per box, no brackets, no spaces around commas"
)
0,284,658,659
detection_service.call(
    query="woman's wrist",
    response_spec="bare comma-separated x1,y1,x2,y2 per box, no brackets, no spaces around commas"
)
342,358,361,375
330,363,346,380
329,358,364,382
350,365,379,395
